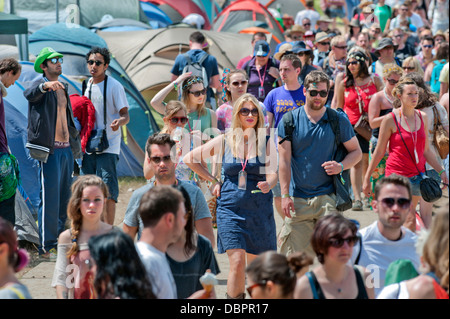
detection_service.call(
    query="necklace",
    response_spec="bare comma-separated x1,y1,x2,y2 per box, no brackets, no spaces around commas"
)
383,88,394,105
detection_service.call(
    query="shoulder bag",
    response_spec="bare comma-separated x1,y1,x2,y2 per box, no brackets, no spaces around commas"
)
392,112,442,202
353,84,372,142
432,105,449,160
85,76,109,154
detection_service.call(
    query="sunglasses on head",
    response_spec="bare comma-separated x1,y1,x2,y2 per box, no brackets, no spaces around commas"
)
308,89,328,97
189,88,206,97
380,197,411,209
49,57,63,64
231,80,248,87
328,235,359,248
149,155,172,165
387,78,399,85
239,107,259,116
87,60,104,66
169,116,188,124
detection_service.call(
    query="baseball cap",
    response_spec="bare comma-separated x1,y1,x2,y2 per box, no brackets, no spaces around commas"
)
34,47,63,74
253,40,270,57
291,41,312,53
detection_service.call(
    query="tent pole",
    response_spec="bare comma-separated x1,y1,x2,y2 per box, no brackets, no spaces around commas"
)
56,0,59,23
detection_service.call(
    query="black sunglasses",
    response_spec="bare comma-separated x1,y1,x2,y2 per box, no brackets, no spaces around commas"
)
319,42,330,46
231,80,248,87
328,235,359,248
335,45,347,50
403,66,415,71
239,107,259,116
380,197,411,209
387,78,399,85
149,155,172,164
49,57,63,64
348,61,359,66
303,23,311,26
169,117,188,124
308,89,328,97
87,60,104,66
189,88,206,97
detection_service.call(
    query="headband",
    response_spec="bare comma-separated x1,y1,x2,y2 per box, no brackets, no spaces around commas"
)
182,76,204,90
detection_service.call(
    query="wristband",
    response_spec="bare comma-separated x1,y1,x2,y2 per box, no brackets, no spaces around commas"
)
339,162,344,173
281,194,290,199
438,169,445,176
173,81,178,91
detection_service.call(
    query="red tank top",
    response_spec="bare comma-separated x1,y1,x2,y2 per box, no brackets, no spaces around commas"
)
385,111,426,178
343,76,378,125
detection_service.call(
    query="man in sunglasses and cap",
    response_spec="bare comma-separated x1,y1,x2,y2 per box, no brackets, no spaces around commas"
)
351,174,420,297
277,70,361,257
23,47,82,260
81,46,129,225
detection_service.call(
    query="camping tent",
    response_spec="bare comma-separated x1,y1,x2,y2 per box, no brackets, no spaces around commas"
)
258,0,305,17
213,0,284,43
98,25,256,125
91,18,152,32
27,23,159,151
142,0,211,29
139,1,173,28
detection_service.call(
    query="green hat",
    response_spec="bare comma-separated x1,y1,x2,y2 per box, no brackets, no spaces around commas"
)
34,47,63,74
384,259,419,286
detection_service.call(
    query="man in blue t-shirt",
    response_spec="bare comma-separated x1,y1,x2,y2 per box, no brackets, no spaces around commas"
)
277,70,362,256
264,54,305,219
171,31,220,107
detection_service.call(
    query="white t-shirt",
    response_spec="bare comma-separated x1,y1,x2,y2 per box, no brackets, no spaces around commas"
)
294,9,320,30
377,281,410,299
136,242,177,299
84,76,128,155
351,221,420,297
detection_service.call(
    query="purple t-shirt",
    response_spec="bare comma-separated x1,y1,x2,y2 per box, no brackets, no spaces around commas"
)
264,85,306,128
0,91,9,153
243,57,279,102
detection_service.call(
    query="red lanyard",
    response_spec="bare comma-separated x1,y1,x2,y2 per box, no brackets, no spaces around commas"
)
240,143,253,172
256,63,268,88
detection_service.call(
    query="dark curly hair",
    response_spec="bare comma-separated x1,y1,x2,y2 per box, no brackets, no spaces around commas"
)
88,231,156,299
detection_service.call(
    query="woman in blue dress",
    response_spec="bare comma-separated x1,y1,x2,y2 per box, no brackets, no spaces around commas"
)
184,93,278,299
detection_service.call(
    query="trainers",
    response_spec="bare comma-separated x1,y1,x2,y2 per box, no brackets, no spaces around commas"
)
40,248,57,261
352,200,363,211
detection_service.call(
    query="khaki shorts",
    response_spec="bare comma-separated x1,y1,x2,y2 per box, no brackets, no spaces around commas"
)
278,194,338,257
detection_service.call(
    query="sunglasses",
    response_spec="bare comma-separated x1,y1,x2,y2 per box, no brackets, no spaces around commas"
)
303,23,311,26
403,66,415,71
169,117,188,124
231,80,248,87
335,45,347,50
319,42,330,46
394,34,404,38
423,45,433,48
49,57,63,64
246,281,267,297
239,107,259,116
328,235,359,248
308,89,328,97
291,35,303,40
386,78,399,85
149,155,172,165
380,197,411,209
189,88,206,97
348,61,359,66
87,60,104,66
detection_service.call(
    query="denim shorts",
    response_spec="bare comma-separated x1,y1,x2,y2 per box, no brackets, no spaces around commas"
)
408,170,441,197
80,153,120,202
272,179,281,197
326,6,346,19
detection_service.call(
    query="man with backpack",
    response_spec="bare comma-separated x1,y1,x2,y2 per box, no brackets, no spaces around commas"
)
277,71,361,256
171,31,221,109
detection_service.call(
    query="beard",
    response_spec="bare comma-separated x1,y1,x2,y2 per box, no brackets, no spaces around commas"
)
307,97,326,111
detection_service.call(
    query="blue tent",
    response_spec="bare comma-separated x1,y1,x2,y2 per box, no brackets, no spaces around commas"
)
139,1,173,28
28,23,159,152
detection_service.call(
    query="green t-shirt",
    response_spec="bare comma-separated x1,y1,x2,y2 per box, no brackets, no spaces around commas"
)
374,5,391,32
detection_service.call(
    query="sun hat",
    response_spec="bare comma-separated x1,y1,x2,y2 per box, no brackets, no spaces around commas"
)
34,47,63,74
253,40,270,57
317,15,332,23
274,43,293,60
315,31,332,43
291,41,312,54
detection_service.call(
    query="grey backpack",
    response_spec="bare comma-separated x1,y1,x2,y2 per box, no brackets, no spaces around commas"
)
182,52,209,88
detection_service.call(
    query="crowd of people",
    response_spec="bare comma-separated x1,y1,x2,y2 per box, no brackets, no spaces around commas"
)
0,0,449,300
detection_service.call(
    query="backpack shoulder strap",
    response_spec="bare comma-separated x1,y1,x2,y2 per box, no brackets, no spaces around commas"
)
326,107,340,144
354,234,363,265
305,272,320,300
278,110,295,145
198,52,208,64
183,53,192,65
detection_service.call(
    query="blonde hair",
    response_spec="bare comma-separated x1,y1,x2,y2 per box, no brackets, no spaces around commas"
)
391,76,419,109
383,63,404,78
160,100,187,134
67,175,109,258
421,207,449,292
181,75,206,116
226,93,266,158
331,35,346,47
402,57,424,76
224,69,248,103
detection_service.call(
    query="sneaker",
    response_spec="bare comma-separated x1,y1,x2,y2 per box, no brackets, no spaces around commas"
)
40,248,57,262
352,200,363,211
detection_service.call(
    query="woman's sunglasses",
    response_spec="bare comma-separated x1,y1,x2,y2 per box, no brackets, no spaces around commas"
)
347,61,359,66
49,57,63,64
246,281,267,297
308,89,328,97
380,197,411,209
239,107,259,116
87,60,104,66
386,78,399,85
402,66,415,71
169,117,188,124
230,80,248,87
328,235,359,248
189,88,206,97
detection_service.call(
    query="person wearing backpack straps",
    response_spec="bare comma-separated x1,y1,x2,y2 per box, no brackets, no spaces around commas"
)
81,47,129,226
425,42,449,96
170,31,221,109
277,70,362,257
